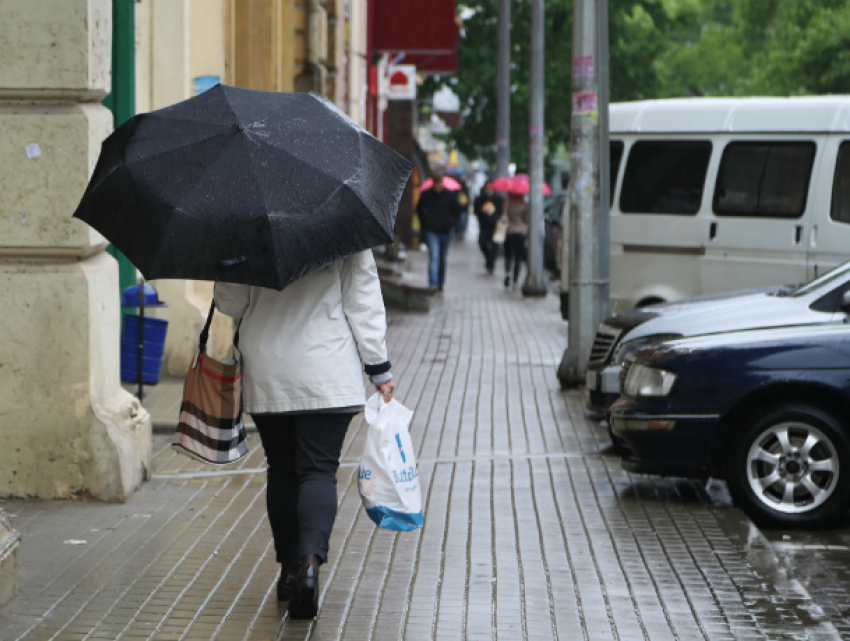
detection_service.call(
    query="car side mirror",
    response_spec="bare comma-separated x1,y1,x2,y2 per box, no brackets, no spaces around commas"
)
842,290,850,315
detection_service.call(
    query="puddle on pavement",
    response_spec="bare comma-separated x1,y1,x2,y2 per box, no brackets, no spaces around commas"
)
714,508,850,639
594,408,850,637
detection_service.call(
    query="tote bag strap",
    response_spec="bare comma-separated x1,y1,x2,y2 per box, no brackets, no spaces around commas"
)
197,300,244,358
198,300,216,354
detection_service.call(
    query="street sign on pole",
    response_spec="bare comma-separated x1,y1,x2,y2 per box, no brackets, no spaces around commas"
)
387,65,417,100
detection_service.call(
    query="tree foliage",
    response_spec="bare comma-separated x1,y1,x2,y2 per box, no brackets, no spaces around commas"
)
444,0,850,171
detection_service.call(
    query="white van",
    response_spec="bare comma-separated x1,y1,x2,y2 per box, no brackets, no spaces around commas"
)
608,96,850,311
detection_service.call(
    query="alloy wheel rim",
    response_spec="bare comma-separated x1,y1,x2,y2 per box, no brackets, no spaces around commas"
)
746,422,839,514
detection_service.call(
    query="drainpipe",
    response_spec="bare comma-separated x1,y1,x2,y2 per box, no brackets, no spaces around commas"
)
106,0,138,298
307,0,328,94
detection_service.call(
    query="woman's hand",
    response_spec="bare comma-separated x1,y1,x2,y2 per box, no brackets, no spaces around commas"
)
376,381,395,403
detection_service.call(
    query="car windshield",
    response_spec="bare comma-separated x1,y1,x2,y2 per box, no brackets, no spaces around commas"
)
792,261,850,297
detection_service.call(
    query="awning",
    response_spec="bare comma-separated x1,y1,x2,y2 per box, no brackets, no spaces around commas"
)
373,0,457,54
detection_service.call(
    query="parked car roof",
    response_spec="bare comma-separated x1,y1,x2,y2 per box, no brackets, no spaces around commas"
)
613,261,850,346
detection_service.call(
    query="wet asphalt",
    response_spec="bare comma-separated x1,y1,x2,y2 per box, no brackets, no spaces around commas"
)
2,239,850,640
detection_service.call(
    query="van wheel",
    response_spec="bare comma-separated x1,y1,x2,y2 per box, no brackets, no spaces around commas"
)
636,297,665,308
726,404,850,528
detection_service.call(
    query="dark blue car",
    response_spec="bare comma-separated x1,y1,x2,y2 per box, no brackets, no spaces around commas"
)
610,324,850,528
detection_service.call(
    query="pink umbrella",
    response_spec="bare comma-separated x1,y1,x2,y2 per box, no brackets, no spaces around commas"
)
490,174,552,196
420,176,462,191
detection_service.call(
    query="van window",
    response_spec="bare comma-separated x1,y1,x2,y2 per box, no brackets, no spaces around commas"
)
619,140,711,215
831,141,850,225
610,140,624,207
714,142,815,218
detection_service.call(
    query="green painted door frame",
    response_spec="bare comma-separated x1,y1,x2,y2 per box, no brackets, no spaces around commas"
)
104,0,138,296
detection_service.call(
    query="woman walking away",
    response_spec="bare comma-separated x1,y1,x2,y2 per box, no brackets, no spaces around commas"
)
474,180,504,274
503,192,529,288
214,251,395,619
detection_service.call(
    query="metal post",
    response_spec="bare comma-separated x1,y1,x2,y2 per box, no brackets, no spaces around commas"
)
597,0,611,322
137,283,145,401
522,0,547,297
496,0,511,176
557,0,604,387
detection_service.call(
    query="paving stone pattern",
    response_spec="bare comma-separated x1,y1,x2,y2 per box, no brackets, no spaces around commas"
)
2,242,850,640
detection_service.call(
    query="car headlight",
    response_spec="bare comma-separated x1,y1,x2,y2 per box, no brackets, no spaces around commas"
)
614,334,683,366
623,364,677,397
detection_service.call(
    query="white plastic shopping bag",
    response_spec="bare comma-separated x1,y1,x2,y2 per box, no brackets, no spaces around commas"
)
359,393,423,531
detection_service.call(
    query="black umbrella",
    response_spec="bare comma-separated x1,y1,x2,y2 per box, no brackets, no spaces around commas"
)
73,85,413,290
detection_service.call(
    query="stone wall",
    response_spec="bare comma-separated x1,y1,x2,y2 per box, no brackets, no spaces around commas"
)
0,0,151,502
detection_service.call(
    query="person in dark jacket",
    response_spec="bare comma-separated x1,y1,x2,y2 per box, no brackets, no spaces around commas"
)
416,171,463,291
473,180,504,274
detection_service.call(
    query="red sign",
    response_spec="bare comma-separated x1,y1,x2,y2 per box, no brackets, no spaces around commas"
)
373,0,457,53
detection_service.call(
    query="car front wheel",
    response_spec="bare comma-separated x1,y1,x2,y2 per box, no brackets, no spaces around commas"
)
727,404,850,528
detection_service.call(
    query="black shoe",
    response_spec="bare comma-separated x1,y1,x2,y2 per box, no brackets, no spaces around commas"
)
288,555,320,619
277,564,298,601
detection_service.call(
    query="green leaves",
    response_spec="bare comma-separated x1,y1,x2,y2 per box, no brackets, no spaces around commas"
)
445,0,850,171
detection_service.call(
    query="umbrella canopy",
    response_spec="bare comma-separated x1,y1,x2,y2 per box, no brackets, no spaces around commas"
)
420,176,461,191
490,174,552,196
73,85,414,290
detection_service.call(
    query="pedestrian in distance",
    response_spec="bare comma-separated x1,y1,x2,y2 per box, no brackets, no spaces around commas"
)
473,179,504,274
416,169,464,292
503,192,530,289
213,254,396,619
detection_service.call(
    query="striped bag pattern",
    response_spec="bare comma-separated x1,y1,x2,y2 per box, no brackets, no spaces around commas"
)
172,302,249,464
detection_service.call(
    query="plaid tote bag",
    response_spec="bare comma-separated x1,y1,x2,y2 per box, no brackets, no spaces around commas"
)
172,301,249,464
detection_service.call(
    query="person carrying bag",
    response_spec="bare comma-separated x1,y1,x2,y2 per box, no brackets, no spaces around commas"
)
212,250,395,620
491,198,510,245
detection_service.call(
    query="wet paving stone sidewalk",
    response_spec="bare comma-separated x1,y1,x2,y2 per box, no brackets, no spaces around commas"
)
3,241,850,640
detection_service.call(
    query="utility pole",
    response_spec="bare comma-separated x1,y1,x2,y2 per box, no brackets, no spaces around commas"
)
496,0,511,176
597,0,611,322
557,0,610,386
522,0,547,297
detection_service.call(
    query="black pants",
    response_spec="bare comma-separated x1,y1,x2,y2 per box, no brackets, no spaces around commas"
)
504,233,527,282
253,412,353,566
478,225,498,272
